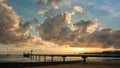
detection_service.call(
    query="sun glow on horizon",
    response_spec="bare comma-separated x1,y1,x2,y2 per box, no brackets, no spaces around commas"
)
75,48,86,53
71,47,119,54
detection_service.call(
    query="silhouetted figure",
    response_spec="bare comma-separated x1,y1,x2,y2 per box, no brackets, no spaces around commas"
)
30,50,33,59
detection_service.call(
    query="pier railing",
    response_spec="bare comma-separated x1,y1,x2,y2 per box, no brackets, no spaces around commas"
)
23,53,120,63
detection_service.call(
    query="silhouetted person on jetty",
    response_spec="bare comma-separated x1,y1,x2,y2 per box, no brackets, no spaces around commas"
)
23,53,30,57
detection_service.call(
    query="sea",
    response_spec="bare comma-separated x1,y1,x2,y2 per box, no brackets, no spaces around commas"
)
0,54,120,63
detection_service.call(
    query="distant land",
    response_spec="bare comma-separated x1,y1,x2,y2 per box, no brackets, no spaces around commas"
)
83,50,120,55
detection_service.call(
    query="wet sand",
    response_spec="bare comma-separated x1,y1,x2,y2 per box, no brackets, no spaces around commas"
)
0,61,120,68
25,62,120,68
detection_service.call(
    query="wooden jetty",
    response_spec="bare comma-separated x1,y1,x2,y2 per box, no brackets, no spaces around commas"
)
23,53,120,63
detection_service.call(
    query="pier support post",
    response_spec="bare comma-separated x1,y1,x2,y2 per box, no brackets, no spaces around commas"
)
62,56,66,62
51,56,53,62
31,54,32,60
39,55,40,62
35,55,37,60
32,55,34,59
82,56,87,63
44,56,46,62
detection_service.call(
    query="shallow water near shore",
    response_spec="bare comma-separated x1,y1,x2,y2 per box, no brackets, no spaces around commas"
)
1,54,120,63
0,54,36,62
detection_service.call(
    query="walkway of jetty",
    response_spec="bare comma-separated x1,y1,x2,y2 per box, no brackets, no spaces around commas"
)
23,53,120,63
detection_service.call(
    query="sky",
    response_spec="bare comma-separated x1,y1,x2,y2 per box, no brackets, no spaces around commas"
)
0,0,120,54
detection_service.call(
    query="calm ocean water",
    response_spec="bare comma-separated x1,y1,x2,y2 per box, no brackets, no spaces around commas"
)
0,54,36,62
0,54,120,63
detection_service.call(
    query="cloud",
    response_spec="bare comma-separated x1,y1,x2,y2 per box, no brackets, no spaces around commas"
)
36,0,72,18
37,12,74,39
36,11,101,47
55,19,99,47
69,28,120,48
1,0,120,49
0,0,42,46
0,0,20,44
86,28,120,48
36,12,120,48
38,10,48,15
64,0,71,7
74,19,98,33
36,0,63,9
74,6,83,13
0,0,3,2
36,0,63,18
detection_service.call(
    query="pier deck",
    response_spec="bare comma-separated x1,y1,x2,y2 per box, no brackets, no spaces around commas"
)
23,53,120,63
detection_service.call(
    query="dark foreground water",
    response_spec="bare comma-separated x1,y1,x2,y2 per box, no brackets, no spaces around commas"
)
0,54,120,63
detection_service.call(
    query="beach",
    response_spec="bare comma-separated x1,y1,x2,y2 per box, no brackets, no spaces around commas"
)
1,61,120,68
25,62,120,68
25,63,120,68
